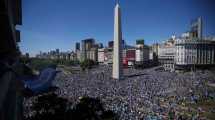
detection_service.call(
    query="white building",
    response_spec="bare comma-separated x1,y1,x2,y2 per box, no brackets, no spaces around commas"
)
174,17,215,69
158,38,176,71
175,38,215,69
135,45,150,64
104,48,113,64
87,48,98,62
149,43,159,61
98,48,105,63
97,48,113,64
149,52,154,60
76,50,81,61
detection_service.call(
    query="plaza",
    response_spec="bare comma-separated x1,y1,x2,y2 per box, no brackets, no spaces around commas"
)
24,65,215,119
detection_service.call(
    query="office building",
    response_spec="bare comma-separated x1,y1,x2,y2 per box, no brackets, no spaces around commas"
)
135,39,150,64
175,38,215,69
175,17,215,69
75,42,80,52
81,38,95,61
123,49,136,66
158,37,176,71
149,43,159,61
190,17,202,39
88,47,98,61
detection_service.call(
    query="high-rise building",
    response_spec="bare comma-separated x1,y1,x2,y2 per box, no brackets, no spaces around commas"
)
98,43,104,48
135,39,150,65
123,48,136,66
190,17,202,39
112,1,123,79
98,48,105,63
149,43,159,61
109,40,126,49
108,41,114,48
175,18,215,69
56,49,60,54
136,39,144,45
88,47,98,61
81,38,95,61
158,37,176,71
75,42,80,52
135,45,150,64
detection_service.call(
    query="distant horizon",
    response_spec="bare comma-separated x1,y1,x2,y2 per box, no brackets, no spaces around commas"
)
19,0,215,57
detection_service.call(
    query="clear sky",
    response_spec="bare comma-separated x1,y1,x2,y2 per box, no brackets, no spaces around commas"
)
19,0,215,56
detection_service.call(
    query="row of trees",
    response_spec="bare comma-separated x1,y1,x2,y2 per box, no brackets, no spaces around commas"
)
20,57,80,71
25,93,118,120
80,59,97,71
20,56,98,72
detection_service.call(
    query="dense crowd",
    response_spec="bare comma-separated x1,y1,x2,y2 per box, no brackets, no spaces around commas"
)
51,65,215,119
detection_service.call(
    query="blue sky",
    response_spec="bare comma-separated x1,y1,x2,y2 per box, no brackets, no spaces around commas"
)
19,0,215,56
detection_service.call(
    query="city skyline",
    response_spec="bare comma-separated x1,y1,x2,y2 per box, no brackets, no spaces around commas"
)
19,0,215,56
2,0,215,119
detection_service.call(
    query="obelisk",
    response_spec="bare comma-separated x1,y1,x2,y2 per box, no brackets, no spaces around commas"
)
112,1,123,80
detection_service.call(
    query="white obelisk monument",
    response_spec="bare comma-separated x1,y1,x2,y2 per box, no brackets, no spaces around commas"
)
112,1,123,80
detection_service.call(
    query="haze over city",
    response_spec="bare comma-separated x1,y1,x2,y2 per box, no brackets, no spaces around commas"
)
20,0,215,56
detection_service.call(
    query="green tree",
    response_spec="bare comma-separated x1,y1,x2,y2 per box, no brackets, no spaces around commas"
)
80,59,95,71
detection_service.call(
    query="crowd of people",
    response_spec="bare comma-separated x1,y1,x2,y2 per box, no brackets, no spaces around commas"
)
53,65,215,119
25,65,215,119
